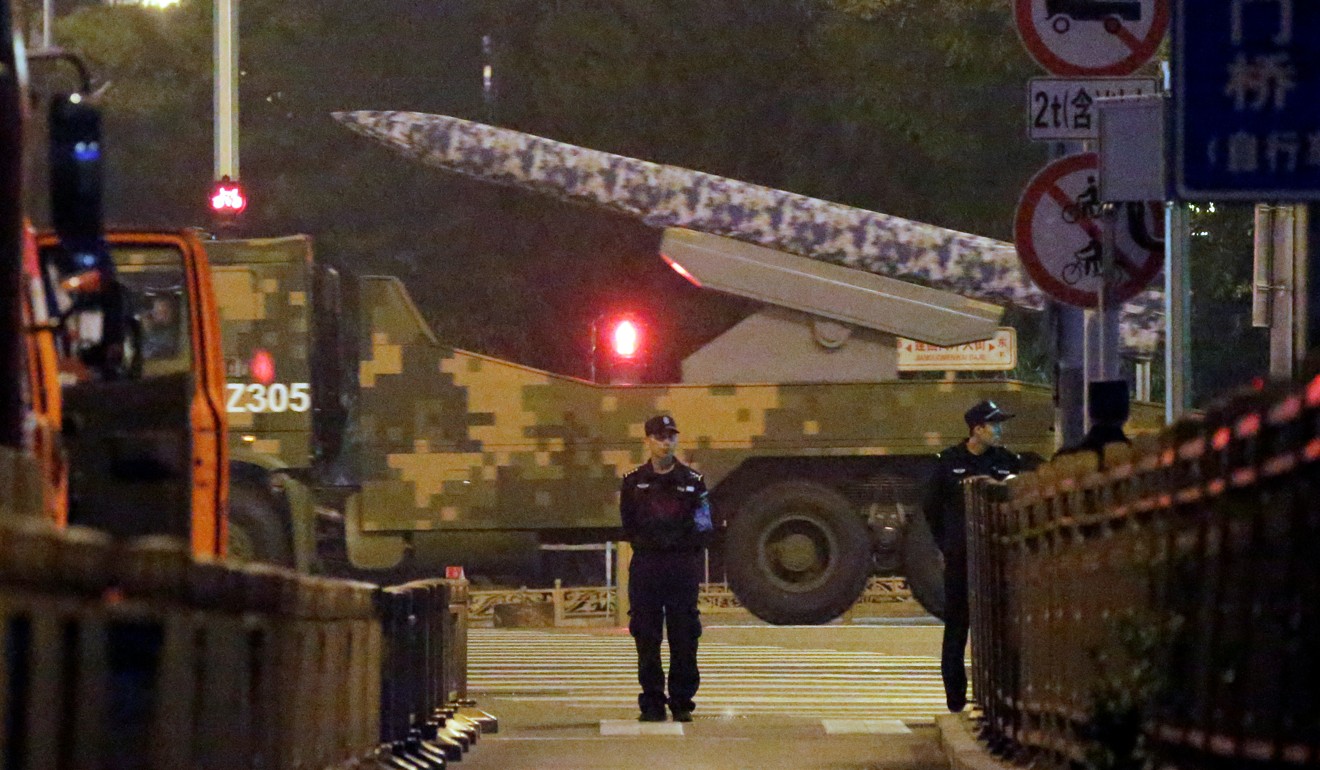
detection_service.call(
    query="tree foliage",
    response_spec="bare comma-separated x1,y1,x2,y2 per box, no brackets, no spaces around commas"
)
1184,203,1266,406
52,1,1279,387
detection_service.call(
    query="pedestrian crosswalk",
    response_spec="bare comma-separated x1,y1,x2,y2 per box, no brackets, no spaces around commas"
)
467,628,949,725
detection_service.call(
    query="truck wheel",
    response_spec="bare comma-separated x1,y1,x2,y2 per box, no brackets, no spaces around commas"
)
900,512,945,619
228,482,294,567
726,480,871,625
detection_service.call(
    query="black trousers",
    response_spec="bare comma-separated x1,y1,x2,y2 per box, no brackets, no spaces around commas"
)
628,550,702,713
941,548,970,710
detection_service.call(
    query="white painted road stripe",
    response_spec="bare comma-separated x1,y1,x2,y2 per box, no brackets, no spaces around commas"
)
469,629,949,725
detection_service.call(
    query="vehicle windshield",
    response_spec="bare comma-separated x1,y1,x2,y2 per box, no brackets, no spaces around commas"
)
112,244,191,377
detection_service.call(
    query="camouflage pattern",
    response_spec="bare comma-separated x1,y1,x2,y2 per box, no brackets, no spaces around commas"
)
209,236,1166,537
333,110,1165,357
204,236,316,467
350,276,1166,533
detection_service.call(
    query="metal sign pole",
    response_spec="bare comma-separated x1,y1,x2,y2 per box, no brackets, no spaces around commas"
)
1057,303,1087,449
1064,139,1091,447
1271,205,1298,380
1102,207,1122,382
1303,205,1317,369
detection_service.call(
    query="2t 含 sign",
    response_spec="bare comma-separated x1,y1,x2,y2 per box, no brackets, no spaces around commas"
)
1028,77,1161,140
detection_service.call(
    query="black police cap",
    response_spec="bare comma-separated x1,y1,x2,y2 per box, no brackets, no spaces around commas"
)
644,414,679,437
964,400,1014,428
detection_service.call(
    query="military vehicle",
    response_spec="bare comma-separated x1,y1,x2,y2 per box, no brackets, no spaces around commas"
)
210,232,1164,623
210,112,1166,624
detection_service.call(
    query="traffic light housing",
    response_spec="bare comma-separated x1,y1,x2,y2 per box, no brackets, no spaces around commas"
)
209,175,247,225
593,314,646,384
610,318,640,359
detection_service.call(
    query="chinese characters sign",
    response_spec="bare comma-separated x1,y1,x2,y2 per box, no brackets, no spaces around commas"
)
897,329,1018,372
1174,0,1320,200
1028,77,1161,140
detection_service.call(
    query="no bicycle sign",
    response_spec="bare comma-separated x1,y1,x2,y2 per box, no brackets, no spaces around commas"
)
1013,153,1164,308
1015,0,1169,76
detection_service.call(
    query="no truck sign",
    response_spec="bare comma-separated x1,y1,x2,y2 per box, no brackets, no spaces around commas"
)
1015,0,1170,76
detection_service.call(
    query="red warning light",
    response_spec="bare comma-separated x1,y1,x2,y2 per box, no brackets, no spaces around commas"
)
210,176,247,216
249,348,275,385
611,319,640,358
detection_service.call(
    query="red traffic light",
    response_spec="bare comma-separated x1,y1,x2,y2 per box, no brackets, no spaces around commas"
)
249,348,275,385
209,176,247,215
610,318,641,358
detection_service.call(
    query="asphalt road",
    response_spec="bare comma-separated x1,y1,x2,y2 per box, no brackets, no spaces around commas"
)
459,616,953,770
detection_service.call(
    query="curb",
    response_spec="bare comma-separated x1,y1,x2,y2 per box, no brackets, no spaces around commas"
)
934,713,1021,770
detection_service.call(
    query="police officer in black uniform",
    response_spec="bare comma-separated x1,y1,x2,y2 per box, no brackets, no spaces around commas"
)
1054,380,1131,467
923,400,1024,712
620,414,713,722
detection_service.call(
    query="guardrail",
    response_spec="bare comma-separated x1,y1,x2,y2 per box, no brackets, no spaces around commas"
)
467,577,914,626
0,516,491,769
967,373,1320,769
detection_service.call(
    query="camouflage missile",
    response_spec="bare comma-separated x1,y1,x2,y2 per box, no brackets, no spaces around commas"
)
332,110,1163,355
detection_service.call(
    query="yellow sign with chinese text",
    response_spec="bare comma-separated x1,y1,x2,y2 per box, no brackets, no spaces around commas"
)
897,328,1017,371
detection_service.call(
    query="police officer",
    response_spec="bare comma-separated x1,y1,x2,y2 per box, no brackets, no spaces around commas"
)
620,414,713,722
1054,380,1131,467
923,399,1023,712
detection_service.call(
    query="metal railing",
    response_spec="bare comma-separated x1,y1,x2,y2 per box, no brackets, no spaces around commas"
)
467,576,914,627
967,373,1320,768
0,516,489,769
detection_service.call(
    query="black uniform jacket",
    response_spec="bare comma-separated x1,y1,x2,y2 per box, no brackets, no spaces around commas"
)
620,460,713,553
922,442,1023,556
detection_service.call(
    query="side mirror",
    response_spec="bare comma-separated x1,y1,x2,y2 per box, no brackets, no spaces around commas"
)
42,94,133,378
48,93,105,269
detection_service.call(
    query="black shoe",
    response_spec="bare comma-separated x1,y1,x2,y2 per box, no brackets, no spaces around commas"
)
671,709,693,723
947,699,966,713
638,710,667,722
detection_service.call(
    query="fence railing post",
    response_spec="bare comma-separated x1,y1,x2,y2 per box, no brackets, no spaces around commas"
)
615,541,631,627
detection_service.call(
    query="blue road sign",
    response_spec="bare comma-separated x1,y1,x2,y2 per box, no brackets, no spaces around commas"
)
1173,0,1320,200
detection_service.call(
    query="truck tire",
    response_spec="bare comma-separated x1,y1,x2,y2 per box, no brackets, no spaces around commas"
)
228,482,295,567
725,480,871,625
900,511,945,619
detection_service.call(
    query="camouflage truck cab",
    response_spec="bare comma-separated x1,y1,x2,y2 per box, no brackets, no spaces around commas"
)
208,234,1164,623
207,235,346,570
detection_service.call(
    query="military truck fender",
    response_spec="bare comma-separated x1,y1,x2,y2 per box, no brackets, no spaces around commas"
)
342,492,409,571
724,479,871,625
227,470,295,568
228,460,319,572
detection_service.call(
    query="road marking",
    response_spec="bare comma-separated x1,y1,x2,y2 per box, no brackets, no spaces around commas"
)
822,719,912,735
469,629,949,725
599,720,685,736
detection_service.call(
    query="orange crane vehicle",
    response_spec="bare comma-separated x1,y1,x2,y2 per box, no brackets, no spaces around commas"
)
2,14,228,558
34,229,230,556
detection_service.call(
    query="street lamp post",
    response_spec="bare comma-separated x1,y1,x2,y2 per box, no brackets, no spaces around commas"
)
41,0,52,47
214,0,237,184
